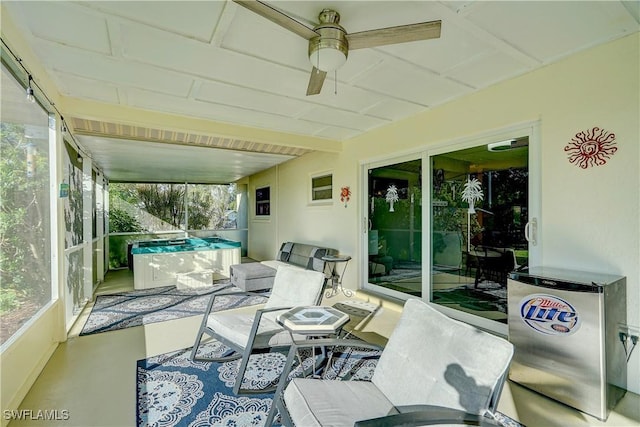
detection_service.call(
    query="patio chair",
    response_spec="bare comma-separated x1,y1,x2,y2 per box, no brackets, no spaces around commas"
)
473,246,517,288
190,265,326,395
272,298,514,426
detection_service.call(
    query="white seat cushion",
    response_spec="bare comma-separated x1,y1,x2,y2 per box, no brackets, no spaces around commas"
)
205,306,296,349
371,299,514,413
264,267,325,310
284,378,394,427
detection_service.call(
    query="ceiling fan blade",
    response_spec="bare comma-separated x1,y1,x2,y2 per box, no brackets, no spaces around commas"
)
233,0,318,40
347,20,442,50
306,68,326,96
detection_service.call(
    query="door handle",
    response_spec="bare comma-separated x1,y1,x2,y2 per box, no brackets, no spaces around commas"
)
525,218,537,246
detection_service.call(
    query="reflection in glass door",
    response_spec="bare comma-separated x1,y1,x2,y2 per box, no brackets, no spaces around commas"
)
430,138,529,324
367,159,422,297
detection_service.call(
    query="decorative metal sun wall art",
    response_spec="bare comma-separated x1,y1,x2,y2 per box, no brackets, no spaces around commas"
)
564,127,618,169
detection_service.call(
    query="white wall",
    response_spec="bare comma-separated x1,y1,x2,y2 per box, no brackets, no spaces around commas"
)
247,167,280,261
248,33,640,393
0,304,61,427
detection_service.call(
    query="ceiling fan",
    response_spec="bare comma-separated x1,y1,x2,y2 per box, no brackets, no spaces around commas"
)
233,0,442,95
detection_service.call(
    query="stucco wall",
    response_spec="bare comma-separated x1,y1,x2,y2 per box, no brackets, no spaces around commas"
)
248,33,640,393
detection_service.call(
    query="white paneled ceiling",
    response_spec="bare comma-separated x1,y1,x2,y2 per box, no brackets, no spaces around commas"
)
80,135,295,183
3,1,638,183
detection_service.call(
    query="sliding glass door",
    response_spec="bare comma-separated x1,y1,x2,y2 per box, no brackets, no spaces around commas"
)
365,157,423,298
362,124,539,333
430,138,530,326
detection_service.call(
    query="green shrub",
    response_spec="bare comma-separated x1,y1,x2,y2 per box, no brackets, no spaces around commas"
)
109,208,142,233
0,288,20,313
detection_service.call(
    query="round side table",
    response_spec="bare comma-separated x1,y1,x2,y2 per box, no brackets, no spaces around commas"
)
322,255,353,298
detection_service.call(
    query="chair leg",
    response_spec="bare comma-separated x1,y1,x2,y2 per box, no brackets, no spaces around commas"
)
190,328,204,361
191,323,241,362
232,348,252,394
191,329,242,362
232,347,284,395
191,288,234,362
275,393,293,427
267,346,299,427
190,315,210,361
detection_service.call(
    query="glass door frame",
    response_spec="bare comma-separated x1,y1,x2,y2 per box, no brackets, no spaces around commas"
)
425,122,541,336
361,151,425,302
360,121,541,336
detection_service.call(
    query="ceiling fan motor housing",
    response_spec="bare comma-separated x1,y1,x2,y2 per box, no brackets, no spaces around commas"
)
308,9,348,72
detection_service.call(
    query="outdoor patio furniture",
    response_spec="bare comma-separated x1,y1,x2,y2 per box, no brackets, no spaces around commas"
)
189,266,326,394
230,262,276,291
272,298,514,426
260,241,337,273
472,246,517,287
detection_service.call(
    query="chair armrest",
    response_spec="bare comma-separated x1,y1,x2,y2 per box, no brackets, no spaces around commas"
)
256,306,294,314
247,306,293,335
354,405,502,427
209,288,268,310
244,306,298,353
201,286,268,318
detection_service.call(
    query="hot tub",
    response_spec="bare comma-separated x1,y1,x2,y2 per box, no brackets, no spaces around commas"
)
131,237,241,289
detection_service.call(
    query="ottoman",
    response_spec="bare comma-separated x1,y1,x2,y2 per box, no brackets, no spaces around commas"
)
230,263,277,291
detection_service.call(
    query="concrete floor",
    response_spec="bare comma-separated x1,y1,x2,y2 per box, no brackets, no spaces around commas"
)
9,269,640,427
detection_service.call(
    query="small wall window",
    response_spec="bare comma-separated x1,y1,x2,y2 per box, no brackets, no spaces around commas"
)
311,173,332,202
256,186,270,216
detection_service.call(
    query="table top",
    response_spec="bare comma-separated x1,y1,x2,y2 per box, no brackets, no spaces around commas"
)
277,306,350,335
468,249,503,258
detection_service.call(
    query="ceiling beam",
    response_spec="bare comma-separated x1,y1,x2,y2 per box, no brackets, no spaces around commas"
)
60,96,343,153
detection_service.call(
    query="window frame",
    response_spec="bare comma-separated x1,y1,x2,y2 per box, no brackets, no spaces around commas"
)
309,171,333,205
255,185,271,216
0,58,57,350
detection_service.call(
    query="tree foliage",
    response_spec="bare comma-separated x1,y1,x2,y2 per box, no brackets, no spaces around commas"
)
0,122,51,310
137,184,186,228
109,208,143,233
108,183,237,231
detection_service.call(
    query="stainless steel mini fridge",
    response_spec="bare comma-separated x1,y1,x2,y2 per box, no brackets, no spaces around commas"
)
508,267,626,421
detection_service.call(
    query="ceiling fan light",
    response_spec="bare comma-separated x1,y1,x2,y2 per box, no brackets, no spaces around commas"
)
309,45,347,72
308,23,348,72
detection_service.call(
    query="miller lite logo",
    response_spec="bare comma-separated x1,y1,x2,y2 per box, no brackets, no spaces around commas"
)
519,294,580,336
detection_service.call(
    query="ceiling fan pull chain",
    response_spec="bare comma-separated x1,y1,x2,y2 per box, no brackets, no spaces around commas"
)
334,70,338,95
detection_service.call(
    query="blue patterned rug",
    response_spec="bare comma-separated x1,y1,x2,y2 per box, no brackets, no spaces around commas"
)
80,281,267,336
137,342,284,426
136,342,524,427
